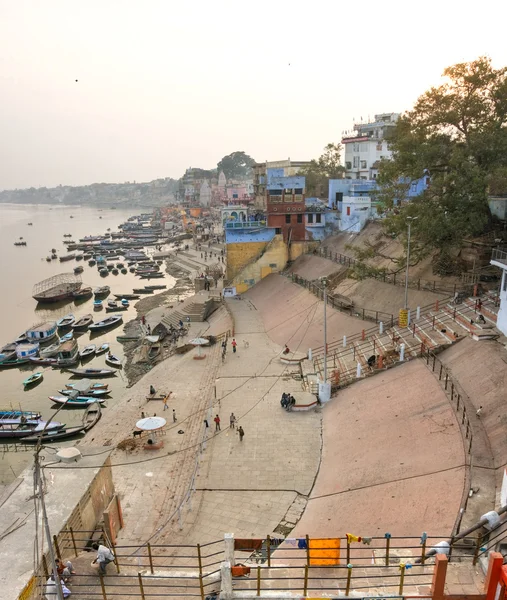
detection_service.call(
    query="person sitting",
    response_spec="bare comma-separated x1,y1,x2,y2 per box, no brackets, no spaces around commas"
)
149,385,156,396
280,393,288,409
367,355,376,368
178,319,184,328
283,345,290,355
477,314,486,324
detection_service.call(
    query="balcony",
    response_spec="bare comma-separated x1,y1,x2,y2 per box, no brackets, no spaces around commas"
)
225,220,266,229
491,247,507,267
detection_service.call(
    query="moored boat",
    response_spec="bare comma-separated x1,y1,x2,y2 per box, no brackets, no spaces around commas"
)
49,395,106,406
133,288,154,294
67,368,116,377
19,424,86,443
58,387,109,397
26,322,57,343
95,343,110,355
39,342,61,358
113,294,139,300
0,409,41,420
32,273,82,303
79,344,96,359
144,285,167,290
59,253,76,262
56,314,75,328
0,419,64,439
88,314,123,331
105,353,122,368
65,381,108,390
72,314,93,330
60,332,73,342
93,286,110,297
73,265,84,274
29,356,58,366
73,286,92,299
93,299,103,310
23,372,43,388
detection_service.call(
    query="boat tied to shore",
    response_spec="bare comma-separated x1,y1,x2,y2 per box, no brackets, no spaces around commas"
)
32,273,82,303
88,314,123,331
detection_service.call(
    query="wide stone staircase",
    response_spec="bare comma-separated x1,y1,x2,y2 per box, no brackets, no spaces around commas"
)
302,292,501,395
161,295,221,328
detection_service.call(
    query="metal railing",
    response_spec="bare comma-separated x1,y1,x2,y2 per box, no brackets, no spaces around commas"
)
225,221,266,229
491,247,507,264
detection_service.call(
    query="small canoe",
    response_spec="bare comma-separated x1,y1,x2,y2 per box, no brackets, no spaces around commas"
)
57,314,75,328
60,332,73,342
144,285,167,290
148,344,161,360
105,354,122,368
88,315,123,331
20,425,87,444
23,372,43,388
94,286,110,297
107,300,118,308
83,403,102,431
65,381,108,390
73,286,92,299
79,344,96,359
133,288,154,294
29,357,58,366
40,342,61,358
0,358,30,368
105,305,128,312
58,388,109,397
113,294,139,300
67,368,116,377
49,395,106,406
95,343,110,355
73,266,84,274
72,314,93,330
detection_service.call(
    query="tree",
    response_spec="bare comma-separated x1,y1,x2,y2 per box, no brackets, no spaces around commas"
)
301,143,345,196
217,151,255,180
374,56,507,272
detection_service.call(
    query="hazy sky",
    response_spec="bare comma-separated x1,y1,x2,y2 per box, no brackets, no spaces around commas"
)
1,0,507,190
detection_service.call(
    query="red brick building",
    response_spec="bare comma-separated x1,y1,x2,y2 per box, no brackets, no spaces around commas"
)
266,175,306,242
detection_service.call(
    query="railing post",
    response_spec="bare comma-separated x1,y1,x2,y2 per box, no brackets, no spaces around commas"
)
303,564,309,596
306,534,310,566
346,538,351,564
138,572,146,600
53,535,62,560
257,566,261,596
385,534,391,566
99,573,107,600
197,543,205,600
346,564,353,596
69,527,78,557
421,537,427,565
42,554,49,579
445,373,448,390
399,564,406,595
267,534,271,567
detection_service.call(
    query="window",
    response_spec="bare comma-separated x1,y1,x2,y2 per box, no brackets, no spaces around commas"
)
353,156,359,168
335,192,343,203
346,161,352,169
294,188,303,194
285,214,291,224
275,228,282,235
360,160,367,169
308,213,314,223
353,143,360,152
315,213,322,223
346,206,351,216
297,214,303,223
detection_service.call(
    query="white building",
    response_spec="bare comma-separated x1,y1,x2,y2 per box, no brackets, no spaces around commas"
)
491,249,507,335
199,180,211,207
340,196,374,233
342,113,399,180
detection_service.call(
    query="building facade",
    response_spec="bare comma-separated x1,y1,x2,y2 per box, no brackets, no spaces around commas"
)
342,113,399,180
266,174,306,243
253,159,310,209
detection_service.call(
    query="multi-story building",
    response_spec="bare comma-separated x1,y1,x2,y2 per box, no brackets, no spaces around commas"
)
342,113,399,180
266,174,306,243
253,159,310,209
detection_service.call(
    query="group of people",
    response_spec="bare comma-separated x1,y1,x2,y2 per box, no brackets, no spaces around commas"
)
212,412,244,440
280,393,296,411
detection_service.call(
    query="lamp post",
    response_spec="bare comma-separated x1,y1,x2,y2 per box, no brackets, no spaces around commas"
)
318,277,331,403
404,217,417,310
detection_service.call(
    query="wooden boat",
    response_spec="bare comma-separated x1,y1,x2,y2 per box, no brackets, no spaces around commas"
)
0,419,64,439
140,273,165,279
133,288,154,294
39,342,61,358
57,314,75,328
83,403,102,431
114,294,139,300
107,300,118,308
72,314,93,330
14,241,27,246
94,286,110,297
99,269,109,277
79,344,96,359
20,424,86,443
88,315,123,331
59,253,76,262
120,268,128,274
46,256,51,262
67,368,116,377
106,305,127,312
60,332,73,342
73,286,92,299
30,357,58,367
75,253,83,261
0,409,41,420
88,259,96,266
23,372,43,388
95,343,110,355
93,299,103,310
73,265,84,274
105,353,122,368
144,285,167,290
59,387,108,397
49,395,106,406
0,357,30,368
32,273,82,302
111,268,119,275
65,381,108,390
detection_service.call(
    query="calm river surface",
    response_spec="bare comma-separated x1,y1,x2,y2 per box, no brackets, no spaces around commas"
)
0,203,173,484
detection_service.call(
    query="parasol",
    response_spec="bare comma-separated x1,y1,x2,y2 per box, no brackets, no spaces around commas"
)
135,416,167,431
189,337,209,360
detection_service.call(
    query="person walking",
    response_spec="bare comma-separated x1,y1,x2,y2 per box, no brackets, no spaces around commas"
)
231,338,237,354
229,413,236,429
238,426,245,442
92,542,115,575
214,414,221,431
163,395,169,411
173,409,177,423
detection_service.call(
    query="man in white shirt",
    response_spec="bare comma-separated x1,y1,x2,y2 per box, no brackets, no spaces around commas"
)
91,542,115,575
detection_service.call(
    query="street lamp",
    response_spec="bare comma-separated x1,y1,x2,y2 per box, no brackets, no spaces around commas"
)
404,217,418,310
318,277,331,403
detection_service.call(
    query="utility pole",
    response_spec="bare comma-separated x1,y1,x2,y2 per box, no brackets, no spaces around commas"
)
404,217,417,310
323,277,328,384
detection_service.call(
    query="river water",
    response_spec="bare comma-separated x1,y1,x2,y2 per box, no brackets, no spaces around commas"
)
0,203,174,484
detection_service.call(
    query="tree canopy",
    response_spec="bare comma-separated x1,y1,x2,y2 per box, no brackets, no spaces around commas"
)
301,143,345,196
375,56,507,270
217,151,255,180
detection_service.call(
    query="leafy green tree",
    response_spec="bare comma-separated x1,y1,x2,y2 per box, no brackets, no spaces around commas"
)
374,56,507,272
301,143,345,196
217,151,255,180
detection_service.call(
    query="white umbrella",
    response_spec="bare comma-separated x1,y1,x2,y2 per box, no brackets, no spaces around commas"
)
135,416,167,431
189,337,209,359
